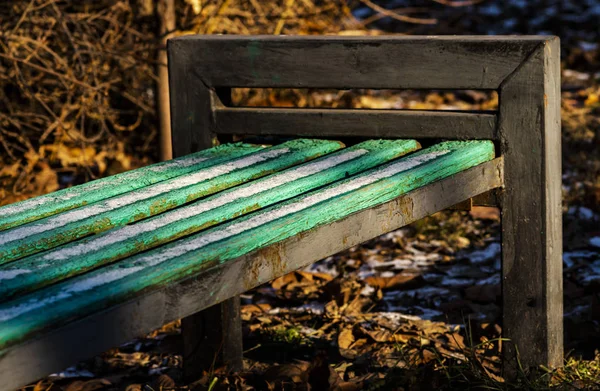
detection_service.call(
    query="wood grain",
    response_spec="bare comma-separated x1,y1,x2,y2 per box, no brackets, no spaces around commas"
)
169,35,544,89
499,37,563,373
214,107,498,140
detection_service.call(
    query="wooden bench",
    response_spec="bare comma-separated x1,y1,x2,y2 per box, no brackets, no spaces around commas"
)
0,35,562,389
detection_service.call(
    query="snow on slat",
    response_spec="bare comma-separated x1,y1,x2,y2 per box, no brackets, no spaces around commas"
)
0,139,420,299
0,140,495,349
0,139,343,264
0,143,263,231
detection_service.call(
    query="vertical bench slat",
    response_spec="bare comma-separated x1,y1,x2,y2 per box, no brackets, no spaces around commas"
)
0,139,342,265
0,143,263,231
0,139,420,300
0,140,494,351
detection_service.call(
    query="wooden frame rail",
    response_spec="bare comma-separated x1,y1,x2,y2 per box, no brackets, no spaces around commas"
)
168,35,562,378
213,107,498,140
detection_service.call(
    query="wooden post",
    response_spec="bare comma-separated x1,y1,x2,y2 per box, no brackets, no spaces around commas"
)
498,37,563,375
181,298,243,382
156,0,175,161
168,43,243,380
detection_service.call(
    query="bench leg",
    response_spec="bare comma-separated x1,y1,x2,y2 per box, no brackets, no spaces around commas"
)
168,76,244,381
499,38,563,376
182,297,243,382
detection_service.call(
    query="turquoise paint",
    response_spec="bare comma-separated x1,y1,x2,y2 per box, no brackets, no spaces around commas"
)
0,141,494,350
0,139,342,264
0,143,263,231
0,140,419,299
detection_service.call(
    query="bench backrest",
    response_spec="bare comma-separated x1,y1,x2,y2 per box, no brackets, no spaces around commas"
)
167,35,558,155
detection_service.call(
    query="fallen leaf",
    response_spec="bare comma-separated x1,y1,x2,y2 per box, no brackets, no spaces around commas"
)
338,328,355,350
33,380,53,391
241,303,272,314
263,361,310,384
0,162,20,178
366,329,392,343
271,273,297,290
64,379,111,391
308,353,340,390
152,374,175,389
469,206,500,221
364,274,425,290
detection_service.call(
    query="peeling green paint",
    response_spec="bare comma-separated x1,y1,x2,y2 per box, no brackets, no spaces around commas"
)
0,143,264,231
0,140,494,350
0,139,342,264
0,139,419,299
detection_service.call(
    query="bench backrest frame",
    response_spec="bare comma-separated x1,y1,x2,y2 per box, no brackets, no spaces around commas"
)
167,35,562,374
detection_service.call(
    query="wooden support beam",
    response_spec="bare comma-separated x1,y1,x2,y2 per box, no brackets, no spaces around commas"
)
168,62,247,379
214,107,498,140
498,37,562,375
182,298,243,380
169,35,545,89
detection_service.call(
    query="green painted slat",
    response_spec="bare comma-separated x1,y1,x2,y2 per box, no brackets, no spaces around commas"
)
0,140,420,300
0,143,263,231
0,139,342,264
0,141,494,349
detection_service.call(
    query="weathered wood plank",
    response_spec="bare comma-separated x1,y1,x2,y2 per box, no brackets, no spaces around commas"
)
0,140,420,300
499,38,563,373
214,107,498,140
0,139,342,264
0,143,263,231
168,40,214,158
0,157,503,391
169,35,545,89
0,140,495,351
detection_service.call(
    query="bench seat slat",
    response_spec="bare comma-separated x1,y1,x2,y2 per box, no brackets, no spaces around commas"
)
0,139,342,265
0,140,494,351
0,143,263,231
0,140,420,300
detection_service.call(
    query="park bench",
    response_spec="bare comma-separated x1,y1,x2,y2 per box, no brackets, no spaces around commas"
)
0,35,562,390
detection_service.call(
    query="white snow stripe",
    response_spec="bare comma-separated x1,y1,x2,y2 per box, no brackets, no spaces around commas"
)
0,150,450,323
135,150,449,267
0,269,32,280
147,155,208,172
0,268,144,322
38,148,369,261
0,156,209,218
0,148,290,246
